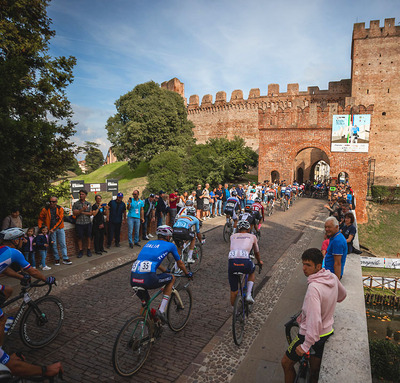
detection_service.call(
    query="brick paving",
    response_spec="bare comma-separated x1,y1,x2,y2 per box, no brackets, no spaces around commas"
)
4,198,326,382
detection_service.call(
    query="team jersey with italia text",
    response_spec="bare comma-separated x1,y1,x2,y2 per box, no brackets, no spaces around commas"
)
131,240,180,274
229,233,259,259
173,215,200,233
0,246,31,273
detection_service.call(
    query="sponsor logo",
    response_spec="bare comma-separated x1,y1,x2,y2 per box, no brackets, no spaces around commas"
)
132,278,144,283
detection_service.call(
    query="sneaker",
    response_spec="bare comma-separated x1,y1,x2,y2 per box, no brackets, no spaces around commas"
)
245,295,255,304
95,251,102,255
54,260,60,266
145,235,150,240
148,234,154,238
42,265,51,271
129,243,134,249
63,259,72,265
156,310,168,324
77,250,83,258
187,258,195,264
87,250,92,257
134,243,141,247
115,243,121,248
101,249,108,253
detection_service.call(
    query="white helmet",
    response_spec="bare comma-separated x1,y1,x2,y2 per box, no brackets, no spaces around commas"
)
237,220,251,231
186,206,196,216
0,228,25,241
156,225,173,237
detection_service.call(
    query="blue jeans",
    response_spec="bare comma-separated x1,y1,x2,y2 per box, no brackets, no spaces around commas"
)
222,201,227,213
50,228,68,261
128,217,141,245
209,203,214,215
24,251,36,268
38,250,47,267
216,200,222,215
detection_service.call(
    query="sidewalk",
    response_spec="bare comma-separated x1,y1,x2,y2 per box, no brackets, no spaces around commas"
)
2,215,227,298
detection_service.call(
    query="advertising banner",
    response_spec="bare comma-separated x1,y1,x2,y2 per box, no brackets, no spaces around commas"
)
331,114,371,152
70,180,85,200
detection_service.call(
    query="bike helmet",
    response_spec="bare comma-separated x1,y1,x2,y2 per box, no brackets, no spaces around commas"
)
231,190,238,196
186,206,196,216
254,197,262,203
237,220,251,231
156,225,173,237
185,200,194,206
0,228,25,241
245,205,252,212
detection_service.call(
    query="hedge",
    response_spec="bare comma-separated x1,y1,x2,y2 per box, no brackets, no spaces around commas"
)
371,185,400,203
369,339,400,381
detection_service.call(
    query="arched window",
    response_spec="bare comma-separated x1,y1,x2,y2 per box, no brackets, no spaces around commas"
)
271,170,280,183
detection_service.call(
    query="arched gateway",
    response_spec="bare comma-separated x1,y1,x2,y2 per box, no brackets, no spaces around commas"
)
258,104,373,223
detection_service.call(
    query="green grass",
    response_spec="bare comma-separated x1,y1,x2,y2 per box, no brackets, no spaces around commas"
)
358,202,400,258
362,267,400,278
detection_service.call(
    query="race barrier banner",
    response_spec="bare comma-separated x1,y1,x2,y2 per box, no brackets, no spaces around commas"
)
361,256,400,269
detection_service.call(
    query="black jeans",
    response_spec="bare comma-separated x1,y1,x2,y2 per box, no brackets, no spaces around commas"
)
108,222,122,246
142,215,150,239
93,225,105,252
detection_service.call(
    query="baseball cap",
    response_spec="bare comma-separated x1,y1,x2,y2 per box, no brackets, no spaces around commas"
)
117,192,123,197
149,193,155,198
159,190,165,195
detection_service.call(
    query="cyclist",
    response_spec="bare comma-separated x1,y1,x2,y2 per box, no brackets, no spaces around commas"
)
238,205,256,233
284,185,292,208
281,248,347,383
228,220,262,306
0,228,61,378
224,190,241,234
130,225,193,323
266,185,277,210
172,206,202,263
252,197,264,233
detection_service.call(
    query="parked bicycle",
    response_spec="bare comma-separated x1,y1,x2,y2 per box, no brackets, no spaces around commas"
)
223,216,234,242
284,311,311,383
2,279,64,349
232,263,262,346
112,276,192,376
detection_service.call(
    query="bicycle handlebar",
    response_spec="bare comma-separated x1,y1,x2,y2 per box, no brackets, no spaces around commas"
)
255,263,263,274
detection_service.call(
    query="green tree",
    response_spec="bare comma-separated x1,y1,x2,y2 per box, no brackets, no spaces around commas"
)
106,81,195,170
66,155,82,175
83,141,104,173
0,0,76,225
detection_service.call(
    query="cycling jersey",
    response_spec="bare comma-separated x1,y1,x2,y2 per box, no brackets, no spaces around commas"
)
224,197,241,216
239,212,255,225
252,202,264,220
173,215,200,233
285,187,292,196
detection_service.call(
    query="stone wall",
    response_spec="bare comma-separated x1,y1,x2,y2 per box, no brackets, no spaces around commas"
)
351,18,400,186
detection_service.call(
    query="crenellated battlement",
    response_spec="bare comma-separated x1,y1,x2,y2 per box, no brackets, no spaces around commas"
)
187,80,351,110
353,18,400,39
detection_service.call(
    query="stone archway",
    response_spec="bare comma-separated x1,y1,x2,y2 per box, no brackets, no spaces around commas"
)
297,167,304,184
294,147,330,183
271,170,280,183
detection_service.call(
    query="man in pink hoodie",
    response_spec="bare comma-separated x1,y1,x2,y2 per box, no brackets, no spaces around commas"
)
282,248,347,383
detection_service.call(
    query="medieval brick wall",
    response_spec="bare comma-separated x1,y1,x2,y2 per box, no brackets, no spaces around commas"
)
351,18,400,186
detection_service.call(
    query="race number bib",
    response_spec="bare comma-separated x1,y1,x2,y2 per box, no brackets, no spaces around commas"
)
139,261,152,273
229,250,250,259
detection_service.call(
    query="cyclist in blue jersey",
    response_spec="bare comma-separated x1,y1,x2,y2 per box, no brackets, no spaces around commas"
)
173,207,203,264
284,185,292,208
224,190,242,234
0,228,61,378
130,225,193,323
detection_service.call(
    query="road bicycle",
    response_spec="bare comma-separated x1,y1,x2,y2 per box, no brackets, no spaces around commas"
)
232,263,262,346
223,216,234,242
112,276,192,376
284,311,311,383
266,201,274,217
168,236,204,275
280,197,288,212
0,362,63,383
2,280,64,349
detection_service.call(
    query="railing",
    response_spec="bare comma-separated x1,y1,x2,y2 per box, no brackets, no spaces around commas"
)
363,275,400,294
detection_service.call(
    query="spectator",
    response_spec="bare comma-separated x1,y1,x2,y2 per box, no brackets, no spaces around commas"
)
222,183,230,213
203,183,210,220
321,233,329,258
281,248,346,382
196,184,204,220
22,227,36,268
34,225,53,270
324,196,339,219
188,191,196,207
142,194,156,240
209,187,216,218
2,208,22,230
177,191,188,209
92,194,108,255
72,189,93,258
127,189,144,248
107,192,126,248
155,191,167,227
169,189,179,224
38,196,72,265
324,217,348,279
341,212,357,254
215,185,223,216
237,184,245,209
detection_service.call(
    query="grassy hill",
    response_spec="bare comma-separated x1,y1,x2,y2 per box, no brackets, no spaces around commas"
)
63,161,149,206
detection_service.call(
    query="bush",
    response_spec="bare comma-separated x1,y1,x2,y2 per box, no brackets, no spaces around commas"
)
369,339,400,381
371,185,400,203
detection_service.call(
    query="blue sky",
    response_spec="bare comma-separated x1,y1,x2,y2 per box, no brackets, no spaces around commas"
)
47,0,400,157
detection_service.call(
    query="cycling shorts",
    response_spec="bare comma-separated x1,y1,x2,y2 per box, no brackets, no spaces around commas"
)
286,331,333,361
228,259,255,292
173,227,194,247
267,194,275,202
225,208,238,220
130,272,174,302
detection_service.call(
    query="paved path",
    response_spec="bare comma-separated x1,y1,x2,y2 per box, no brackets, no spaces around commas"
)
4,198,326,382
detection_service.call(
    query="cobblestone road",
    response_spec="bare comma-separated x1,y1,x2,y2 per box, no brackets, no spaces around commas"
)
6,198,325,382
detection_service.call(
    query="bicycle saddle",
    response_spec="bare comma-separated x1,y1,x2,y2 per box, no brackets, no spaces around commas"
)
132,286,146,292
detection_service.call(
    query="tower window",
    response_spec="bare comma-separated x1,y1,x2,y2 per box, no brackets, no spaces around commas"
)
367,89,369,94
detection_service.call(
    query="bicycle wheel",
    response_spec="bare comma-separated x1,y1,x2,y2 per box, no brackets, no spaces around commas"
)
232,293,245,346
112,315,153,377
285,321,300,345
20,296,64,348
295,359,311,383
187,244,202,273
223,223,231,242
167,286,192,332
